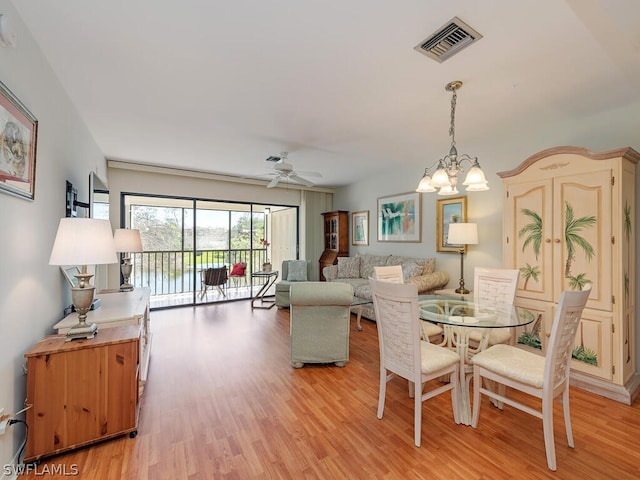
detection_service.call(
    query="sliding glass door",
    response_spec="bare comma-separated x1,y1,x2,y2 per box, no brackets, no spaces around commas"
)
121,194,297,309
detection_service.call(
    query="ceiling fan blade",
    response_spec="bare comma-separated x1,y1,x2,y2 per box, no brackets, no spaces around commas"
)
266,176,280,188
289,174,315,187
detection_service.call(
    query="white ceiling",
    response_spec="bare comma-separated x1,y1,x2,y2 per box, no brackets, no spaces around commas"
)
10,0,640,188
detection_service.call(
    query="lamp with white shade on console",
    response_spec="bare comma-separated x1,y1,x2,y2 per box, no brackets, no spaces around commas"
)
49,218,118,341
113,228,143,292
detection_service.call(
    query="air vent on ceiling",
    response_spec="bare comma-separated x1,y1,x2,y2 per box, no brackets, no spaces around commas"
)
414,16,482,63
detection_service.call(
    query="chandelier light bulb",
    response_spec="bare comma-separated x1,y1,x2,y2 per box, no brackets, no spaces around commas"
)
438,185,459,196
463,164,488,186
416,173,436,192
431,167,451,188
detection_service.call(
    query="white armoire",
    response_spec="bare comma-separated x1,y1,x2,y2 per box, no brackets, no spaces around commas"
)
499,146,639,404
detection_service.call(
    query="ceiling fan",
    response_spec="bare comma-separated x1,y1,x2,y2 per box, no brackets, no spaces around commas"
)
263,152,322,188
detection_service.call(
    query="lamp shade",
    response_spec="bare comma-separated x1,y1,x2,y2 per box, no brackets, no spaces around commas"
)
430,167,451,188
447,222,478,245
49,218,118,266
415,173,436,192
113,228,143,253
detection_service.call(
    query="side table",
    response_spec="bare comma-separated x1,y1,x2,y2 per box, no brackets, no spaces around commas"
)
251,270,279,309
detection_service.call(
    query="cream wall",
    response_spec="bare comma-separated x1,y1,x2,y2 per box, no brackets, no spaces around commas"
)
0,0,108,469
333,107,640,373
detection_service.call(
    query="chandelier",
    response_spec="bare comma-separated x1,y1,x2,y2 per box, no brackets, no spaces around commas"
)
416,80,488,195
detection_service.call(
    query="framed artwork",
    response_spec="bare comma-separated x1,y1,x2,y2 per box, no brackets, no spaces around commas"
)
436,196,467,252
60,266,80,288
377,192,421,242
0,80,38,200
351,210,369,246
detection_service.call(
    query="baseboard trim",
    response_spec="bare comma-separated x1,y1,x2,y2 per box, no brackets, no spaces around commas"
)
570,371,640,405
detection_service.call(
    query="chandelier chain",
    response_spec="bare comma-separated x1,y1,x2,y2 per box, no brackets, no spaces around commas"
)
449,89,457,148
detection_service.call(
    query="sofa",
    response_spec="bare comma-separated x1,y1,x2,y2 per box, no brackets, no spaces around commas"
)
275,260,312,308
290,282,353,368
322,254,449,321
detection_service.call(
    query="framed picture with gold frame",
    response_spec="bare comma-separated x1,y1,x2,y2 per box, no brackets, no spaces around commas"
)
351,210,369,246
436,196,467,252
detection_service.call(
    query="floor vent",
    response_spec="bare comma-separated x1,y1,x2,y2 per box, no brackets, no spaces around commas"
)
414,17,482,63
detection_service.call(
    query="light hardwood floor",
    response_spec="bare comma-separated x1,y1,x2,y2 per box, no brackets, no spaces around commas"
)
21,301,640,479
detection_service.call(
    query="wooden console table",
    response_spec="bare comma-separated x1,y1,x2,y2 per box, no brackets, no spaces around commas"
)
54,287,151,394
24,326,141,463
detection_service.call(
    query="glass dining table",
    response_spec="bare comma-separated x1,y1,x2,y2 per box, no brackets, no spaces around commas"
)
418,295,538,425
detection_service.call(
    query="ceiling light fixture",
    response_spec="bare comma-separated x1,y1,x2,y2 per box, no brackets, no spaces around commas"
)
416,80,488,195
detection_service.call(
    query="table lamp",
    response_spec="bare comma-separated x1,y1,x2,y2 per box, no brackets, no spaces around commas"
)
447,222,478,294
49,218,118,341
113,228,143,291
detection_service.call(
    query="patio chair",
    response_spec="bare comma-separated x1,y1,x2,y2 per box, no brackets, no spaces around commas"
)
200,266,228,300
471,285,591,471
370,278,460,447
229,262,247,288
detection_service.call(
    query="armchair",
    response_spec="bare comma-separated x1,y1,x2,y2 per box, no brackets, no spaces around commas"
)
289,282,353,368
275,259,312,308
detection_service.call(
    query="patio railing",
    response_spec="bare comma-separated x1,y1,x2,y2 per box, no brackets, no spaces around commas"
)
129,248,269,299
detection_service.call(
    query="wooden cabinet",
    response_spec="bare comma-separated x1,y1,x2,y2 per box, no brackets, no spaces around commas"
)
25,326,141,462
320,211,349,280
500,146,639,403
54,288,151,395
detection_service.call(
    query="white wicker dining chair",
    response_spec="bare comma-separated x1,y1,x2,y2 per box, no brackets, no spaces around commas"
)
470,285,591,471
369,278,460,447
468,267,519,347
373,266,444,343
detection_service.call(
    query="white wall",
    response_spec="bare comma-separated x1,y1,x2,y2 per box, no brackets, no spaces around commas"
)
0,0,108,469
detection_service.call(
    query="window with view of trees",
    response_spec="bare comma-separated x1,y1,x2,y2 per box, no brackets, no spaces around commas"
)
122,194,288,307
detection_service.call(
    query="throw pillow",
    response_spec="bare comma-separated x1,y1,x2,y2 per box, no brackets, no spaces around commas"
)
287,260,308,281
358,254,389,279
421,258,436,274
337,257,360,278
230,263,246,276
401,262,423,282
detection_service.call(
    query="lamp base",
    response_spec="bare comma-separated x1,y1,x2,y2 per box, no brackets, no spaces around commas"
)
65,321,98,341
119,283,134,292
